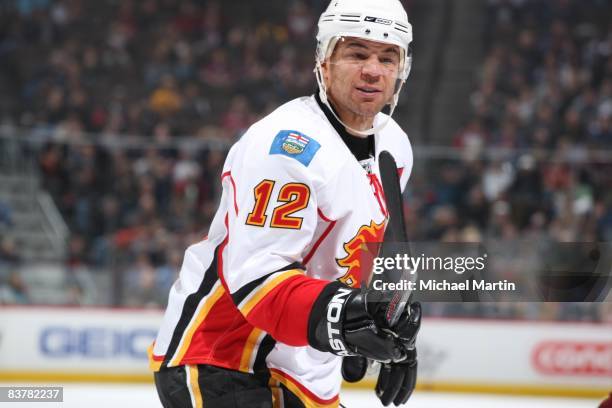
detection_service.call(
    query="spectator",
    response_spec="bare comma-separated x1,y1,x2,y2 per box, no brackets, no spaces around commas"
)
149,75,183,116
0,200,13,228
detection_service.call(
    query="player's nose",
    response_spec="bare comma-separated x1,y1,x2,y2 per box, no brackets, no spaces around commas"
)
361,55,385,79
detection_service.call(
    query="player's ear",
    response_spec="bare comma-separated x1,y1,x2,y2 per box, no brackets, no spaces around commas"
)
321,60,331,86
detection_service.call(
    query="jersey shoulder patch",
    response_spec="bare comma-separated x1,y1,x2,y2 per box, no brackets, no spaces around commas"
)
269,130,321,167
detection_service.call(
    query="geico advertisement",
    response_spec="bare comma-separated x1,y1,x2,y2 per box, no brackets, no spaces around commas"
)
39,327,155,359
0,308,162,373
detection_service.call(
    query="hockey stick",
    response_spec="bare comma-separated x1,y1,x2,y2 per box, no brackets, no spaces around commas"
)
377,150,414,327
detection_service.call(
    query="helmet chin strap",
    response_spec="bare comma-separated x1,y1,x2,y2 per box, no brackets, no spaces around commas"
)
314,59,405,137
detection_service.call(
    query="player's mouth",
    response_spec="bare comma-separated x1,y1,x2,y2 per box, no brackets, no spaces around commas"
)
355,87,382,100
355,86,381,94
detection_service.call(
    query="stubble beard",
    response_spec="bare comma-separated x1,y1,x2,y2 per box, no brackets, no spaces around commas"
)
347,91,389,120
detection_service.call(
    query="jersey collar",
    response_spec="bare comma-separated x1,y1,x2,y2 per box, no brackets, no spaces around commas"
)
314,90,375,162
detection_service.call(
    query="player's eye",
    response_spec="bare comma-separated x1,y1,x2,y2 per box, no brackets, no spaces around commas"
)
380,56,398,65
350,52,368,60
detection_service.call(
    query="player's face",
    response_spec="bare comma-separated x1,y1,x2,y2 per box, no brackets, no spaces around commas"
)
323,37,400,127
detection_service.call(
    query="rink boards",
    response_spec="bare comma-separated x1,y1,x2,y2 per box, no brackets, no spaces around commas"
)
0,307,609,397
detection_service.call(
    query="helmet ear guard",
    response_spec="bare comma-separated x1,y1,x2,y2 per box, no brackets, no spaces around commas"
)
314,0,413,136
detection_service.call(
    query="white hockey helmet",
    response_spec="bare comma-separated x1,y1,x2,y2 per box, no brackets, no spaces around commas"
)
314,0,414,136
316,0,413,79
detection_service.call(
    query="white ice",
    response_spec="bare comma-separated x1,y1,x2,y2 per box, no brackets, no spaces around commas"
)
1,383,603,407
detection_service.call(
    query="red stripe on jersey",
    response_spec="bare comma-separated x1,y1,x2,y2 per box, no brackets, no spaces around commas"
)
180,289,254,369
317,208,333,223
270,368,340,405
397,167,404,179
246,274,328,346
303,212,337,265
368,173,388,217
221,171,239,215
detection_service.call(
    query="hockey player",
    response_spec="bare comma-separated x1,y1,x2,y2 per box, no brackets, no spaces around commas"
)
150,0,421,406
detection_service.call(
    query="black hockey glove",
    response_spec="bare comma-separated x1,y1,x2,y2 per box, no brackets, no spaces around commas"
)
341,355,368,383
375,302,421,406
340,302,421,407
307,282,407,363
376,348,417,406
342,352,417,406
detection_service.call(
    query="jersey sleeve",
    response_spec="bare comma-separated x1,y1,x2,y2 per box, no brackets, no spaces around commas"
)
221,126,333,346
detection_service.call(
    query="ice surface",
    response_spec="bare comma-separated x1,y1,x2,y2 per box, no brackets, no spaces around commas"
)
0,383,602,407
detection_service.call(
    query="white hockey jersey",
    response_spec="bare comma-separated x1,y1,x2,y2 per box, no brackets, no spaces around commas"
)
150,95,412,407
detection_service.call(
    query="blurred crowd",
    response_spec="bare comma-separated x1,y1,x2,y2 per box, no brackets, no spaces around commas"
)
413,0,612,320
0,0,329,139
0,0,610,321
415,0,612,242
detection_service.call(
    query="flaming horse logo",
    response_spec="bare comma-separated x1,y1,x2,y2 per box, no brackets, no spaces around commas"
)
336,220,386,287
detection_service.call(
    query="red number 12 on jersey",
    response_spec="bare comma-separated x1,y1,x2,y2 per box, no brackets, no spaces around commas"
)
246,180,310,230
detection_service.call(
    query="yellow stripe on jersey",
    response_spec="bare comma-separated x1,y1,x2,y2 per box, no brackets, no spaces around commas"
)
169,282,226,367
147,342,163,372
239,327,264,373
187,365,203,408
270,370,339,408
239,269,304,317
268,377,284,408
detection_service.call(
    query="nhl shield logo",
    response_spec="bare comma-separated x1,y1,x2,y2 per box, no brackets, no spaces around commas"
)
282,132,309,154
